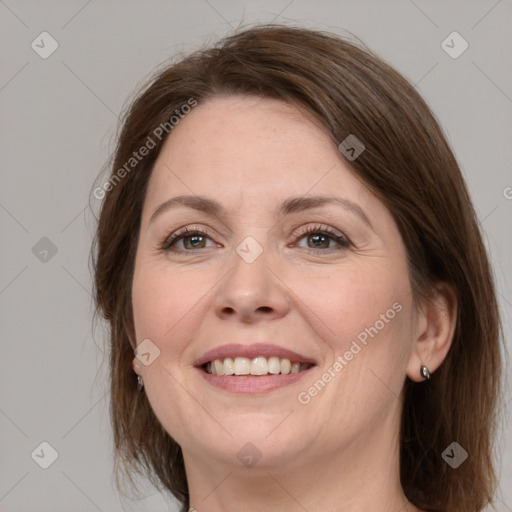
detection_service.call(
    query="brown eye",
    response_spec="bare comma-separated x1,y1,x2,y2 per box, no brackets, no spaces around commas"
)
295,226,350,252
306,233,332,249
162,228,217,252
182,234,207,249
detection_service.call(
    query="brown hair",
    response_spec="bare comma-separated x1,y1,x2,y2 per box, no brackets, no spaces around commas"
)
92,24,502,512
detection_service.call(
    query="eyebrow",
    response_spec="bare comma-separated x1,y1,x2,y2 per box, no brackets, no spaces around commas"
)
149,194,374,230
150,195,223,224
278,196,373,229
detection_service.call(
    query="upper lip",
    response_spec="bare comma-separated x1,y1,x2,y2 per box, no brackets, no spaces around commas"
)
194,343,316,367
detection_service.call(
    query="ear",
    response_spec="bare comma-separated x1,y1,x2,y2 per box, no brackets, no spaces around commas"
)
406,282,457,382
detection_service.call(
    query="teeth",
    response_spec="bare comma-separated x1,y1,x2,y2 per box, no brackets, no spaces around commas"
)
251,357,268,375
213,359,224,375
268,356,281,374
223,357,235,375
234,357,251,375
205,356,310,376
280,358,291,374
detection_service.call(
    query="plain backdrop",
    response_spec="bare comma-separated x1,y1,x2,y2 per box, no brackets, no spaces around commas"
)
1,1,511,511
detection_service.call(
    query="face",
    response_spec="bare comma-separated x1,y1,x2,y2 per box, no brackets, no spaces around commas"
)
131,96,418,475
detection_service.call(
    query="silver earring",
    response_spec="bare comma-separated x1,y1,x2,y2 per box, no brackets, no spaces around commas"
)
137,375,144,392
420,365,431,380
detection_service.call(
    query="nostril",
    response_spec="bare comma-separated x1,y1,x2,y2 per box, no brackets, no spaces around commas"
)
257,306,273,313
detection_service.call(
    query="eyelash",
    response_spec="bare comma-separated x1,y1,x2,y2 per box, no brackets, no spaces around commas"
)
161,226,217,252
292,224,351,252
161,224,351,254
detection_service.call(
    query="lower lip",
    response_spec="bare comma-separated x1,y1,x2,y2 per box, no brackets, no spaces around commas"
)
197,367,314,393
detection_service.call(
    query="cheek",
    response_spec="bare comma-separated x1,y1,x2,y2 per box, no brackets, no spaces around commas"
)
291,262,415,404
131,262,217,443
289,264,411,350
294,271,413,420
131,260,213,345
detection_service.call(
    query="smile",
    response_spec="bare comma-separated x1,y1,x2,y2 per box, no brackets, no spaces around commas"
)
204,356,312,376
195,343,316,393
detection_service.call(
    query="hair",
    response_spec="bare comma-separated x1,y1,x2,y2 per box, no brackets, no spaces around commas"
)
92,24,502,512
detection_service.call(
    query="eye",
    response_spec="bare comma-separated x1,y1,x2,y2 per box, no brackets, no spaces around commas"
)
293,224,350,252
162,227,218,252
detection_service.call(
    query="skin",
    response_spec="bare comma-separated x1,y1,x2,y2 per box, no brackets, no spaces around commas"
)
131,96,456,512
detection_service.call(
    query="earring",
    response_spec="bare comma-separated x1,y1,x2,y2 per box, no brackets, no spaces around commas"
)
420,364,431,381
137,375,144,392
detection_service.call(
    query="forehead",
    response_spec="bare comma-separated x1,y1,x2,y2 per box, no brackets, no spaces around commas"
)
144,95,370,208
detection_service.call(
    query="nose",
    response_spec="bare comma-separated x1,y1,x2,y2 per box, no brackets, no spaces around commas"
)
213,246,290,323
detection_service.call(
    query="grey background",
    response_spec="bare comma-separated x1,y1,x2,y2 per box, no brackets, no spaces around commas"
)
1,1,511,511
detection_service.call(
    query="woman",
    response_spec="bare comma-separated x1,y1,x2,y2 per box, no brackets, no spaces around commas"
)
92,25,502,512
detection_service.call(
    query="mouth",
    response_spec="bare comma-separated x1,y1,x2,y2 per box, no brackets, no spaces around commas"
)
203,356,312,376
194,344,316,393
